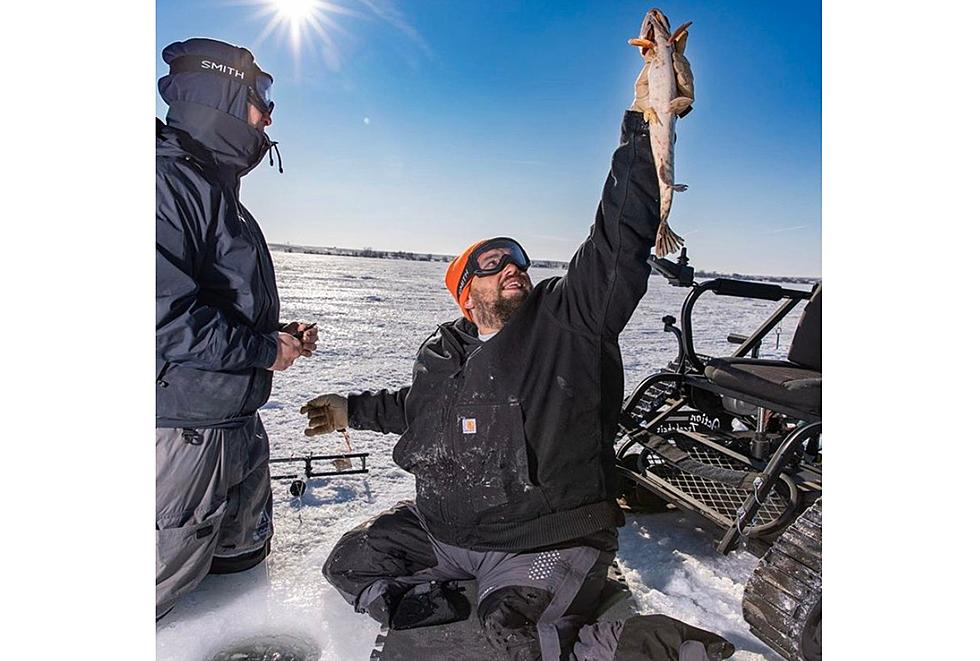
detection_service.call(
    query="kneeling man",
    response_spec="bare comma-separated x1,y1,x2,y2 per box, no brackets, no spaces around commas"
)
302,110,733,660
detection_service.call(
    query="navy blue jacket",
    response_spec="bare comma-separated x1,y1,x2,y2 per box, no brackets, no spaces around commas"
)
155,39,280,428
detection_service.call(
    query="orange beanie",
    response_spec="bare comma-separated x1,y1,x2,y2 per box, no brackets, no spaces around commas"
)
445,238,490,321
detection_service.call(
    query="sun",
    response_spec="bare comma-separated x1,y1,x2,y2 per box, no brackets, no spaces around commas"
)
274,0,316,22
236,0,426,74
237,0,348,70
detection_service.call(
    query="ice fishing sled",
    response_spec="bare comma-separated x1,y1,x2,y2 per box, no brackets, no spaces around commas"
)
616,249,821,661
371,562,635,660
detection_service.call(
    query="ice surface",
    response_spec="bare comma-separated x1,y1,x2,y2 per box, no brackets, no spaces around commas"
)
156,252,808,660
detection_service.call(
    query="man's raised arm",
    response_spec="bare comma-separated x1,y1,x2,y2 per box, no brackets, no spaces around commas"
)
550,110,660,336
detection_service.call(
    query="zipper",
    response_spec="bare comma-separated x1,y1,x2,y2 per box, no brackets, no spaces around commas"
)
437,323,468,529
442,370,463,529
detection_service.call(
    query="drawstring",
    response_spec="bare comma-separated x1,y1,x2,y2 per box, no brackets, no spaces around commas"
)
268,141,284,174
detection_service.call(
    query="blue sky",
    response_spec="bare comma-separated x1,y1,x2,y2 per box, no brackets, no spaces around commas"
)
157,0,821,277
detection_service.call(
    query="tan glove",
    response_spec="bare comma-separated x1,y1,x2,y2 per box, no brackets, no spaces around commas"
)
300,394,349,437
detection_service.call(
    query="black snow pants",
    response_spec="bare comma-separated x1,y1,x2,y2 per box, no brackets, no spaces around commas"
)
323,502,734,661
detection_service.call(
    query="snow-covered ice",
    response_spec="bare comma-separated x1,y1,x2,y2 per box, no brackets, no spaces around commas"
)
156,252,807,660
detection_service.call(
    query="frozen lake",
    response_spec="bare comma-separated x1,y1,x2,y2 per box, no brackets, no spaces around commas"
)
156,251,809,661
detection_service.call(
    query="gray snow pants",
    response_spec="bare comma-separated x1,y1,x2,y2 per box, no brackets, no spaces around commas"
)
324,502,728,661
156,414,273,619
324,502,612,659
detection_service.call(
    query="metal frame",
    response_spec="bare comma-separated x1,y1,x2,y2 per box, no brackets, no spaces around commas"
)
617,266,821,554
717,421,821,553
679,278,811,374
269,452,369,479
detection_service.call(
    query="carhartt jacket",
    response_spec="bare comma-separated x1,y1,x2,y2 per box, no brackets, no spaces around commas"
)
347,111,661,551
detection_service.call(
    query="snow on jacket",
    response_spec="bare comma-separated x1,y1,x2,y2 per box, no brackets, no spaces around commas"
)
347,111,660,551
155,40,281,428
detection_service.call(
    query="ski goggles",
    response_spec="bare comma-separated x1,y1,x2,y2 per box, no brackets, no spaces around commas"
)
456,237,531,298
249,70,275,116
169,54,274,115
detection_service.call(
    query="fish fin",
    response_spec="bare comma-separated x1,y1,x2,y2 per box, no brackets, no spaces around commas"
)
669,96,694,115
673,29,689,54
671,183,689,192
628,37,656,56
669,21,693,45
643,107,660,126
655,221,686,258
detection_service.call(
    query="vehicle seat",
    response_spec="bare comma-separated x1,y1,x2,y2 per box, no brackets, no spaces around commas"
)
703,285,821,417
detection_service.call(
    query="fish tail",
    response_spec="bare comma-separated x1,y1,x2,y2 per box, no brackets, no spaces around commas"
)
654,220,685,258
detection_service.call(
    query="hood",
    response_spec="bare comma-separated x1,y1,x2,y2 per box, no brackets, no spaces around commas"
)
158,38,273,177
156,118,217,168
440,317,481,358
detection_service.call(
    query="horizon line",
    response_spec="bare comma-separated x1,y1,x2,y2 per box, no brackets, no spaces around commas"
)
267,242,822,282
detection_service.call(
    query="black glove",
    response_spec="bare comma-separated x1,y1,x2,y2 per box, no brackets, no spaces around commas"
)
613,614,735,660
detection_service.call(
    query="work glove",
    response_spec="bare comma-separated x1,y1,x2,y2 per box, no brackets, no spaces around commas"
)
300,394,349,437
613,614,734,660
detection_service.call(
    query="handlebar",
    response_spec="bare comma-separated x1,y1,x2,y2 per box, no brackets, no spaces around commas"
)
681,279,810,373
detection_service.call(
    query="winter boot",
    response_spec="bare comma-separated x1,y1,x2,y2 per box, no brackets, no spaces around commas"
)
390,581,470,630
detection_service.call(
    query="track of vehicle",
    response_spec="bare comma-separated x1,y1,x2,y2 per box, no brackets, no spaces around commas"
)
742,499,822,661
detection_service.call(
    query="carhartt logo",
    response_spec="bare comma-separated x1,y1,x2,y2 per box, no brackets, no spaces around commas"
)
200,59,246,80
461,418,477,434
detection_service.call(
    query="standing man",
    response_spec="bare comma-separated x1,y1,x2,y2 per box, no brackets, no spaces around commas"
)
302,108,733,659
156,38,317,621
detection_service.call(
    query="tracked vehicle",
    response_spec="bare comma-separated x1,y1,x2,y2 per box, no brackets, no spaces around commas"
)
616,250,822,661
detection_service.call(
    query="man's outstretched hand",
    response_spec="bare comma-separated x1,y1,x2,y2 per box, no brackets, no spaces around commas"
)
300,394,349,437
281,321,319,356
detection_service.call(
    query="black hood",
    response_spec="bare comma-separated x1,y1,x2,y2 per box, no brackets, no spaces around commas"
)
158,38,272,177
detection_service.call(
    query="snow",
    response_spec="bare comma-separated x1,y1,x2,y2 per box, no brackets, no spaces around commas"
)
156,252,808,660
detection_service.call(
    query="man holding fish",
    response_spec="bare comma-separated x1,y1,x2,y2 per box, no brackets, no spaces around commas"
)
303,9,731,660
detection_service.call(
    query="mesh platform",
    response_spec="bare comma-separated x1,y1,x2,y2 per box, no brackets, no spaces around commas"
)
638,437,791,529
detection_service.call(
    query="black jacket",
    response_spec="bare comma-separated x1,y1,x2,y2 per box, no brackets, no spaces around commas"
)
155,46,284,428
348,111,661,551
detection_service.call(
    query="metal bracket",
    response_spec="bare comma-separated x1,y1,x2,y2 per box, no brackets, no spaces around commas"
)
269,452,369,480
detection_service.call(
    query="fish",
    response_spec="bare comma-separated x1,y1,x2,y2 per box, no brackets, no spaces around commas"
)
628,8,695,258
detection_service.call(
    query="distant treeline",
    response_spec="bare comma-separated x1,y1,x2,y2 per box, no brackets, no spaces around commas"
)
268,243,569,270
268,244,819,284
692,270,821,286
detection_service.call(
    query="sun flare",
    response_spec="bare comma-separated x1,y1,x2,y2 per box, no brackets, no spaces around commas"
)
275,0,316,22
236,0,426,74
